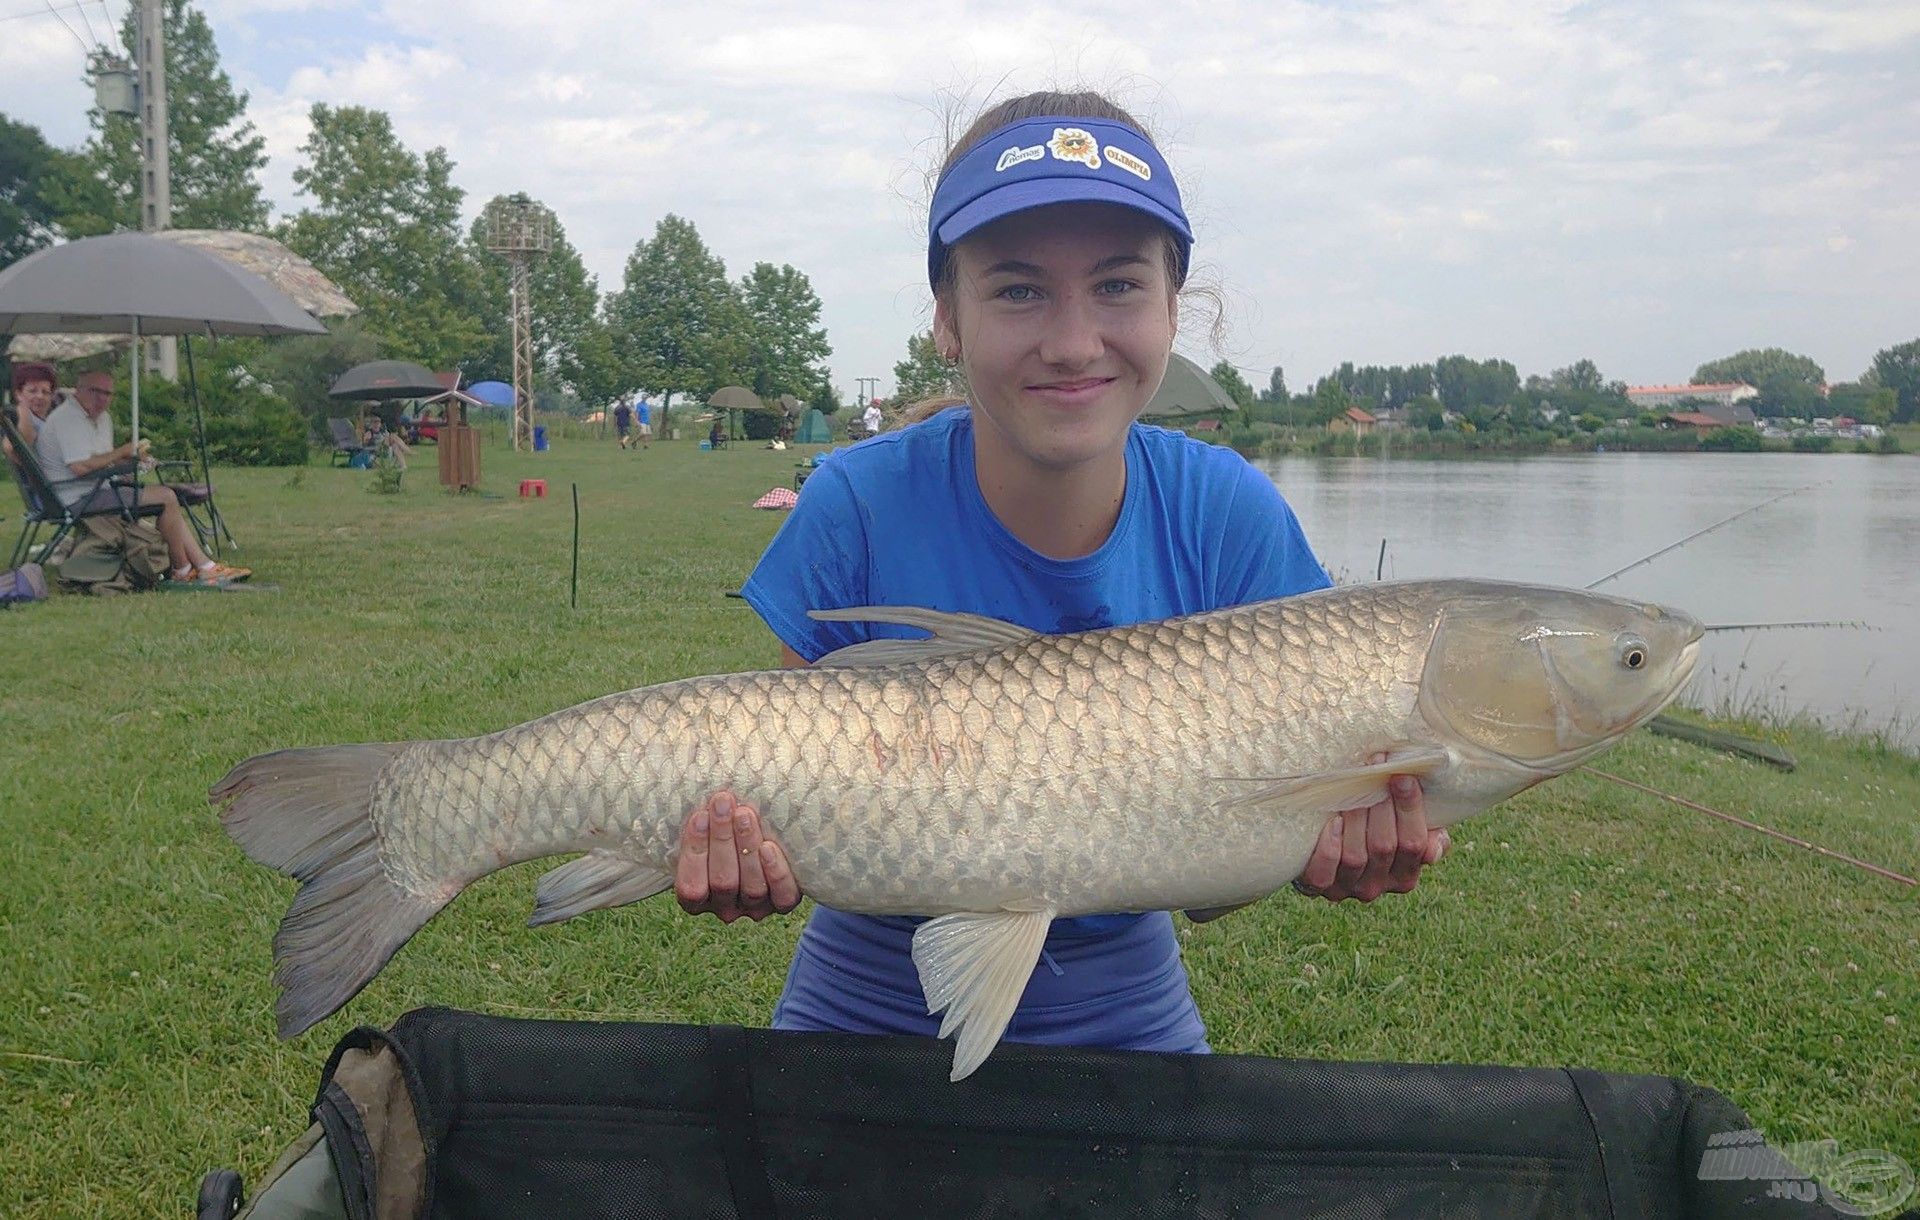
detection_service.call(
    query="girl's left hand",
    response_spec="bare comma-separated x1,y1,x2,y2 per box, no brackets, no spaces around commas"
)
1292,752,1448,902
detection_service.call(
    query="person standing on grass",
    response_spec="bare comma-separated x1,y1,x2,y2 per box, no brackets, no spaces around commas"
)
861,399,883,437
633,397,653,449
614,398,634,449
666,90,1446,1057
34,370,249,584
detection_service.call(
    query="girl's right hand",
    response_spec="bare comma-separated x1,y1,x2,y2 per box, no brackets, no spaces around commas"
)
674,790,801,922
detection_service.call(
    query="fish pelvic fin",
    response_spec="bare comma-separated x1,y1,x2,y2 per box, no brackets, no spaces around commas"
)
1211,745,1451,819
809,605,1039,667
211,744,448,1039
910,903,1056,1082
529,851,672,927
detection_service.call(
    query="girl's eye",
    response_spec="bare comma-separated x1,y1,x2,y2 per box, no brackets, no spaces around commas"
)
997,285,1040,302
1096,279,1139,296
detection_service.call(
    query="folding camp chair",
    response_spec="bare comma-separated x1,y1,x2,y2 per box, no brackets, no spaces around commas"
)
327,418,373,467
2,412,165,568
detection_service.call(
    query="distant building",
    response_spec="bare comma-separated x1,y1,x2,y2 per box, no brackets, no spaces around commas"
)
1660,411,1727,435
1328,406,1377,435
1626,382,1759,410
1190,418,1225,432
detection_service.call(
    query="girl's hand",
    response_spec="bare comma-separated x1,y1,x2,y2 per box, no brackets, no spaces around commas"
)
1293,754,1448,902
674,790,801,922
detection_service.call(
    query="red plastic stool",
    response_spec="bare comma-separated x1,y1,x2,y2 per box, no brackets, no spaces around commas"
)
519,479,547,498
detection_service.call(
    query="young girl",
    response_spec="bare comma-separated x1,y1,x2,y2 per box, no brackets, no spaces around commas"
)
674,91,1447,1054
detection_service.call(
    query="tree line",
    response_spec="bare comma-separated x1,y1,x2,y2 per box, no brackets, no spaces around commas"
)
0,0,835,435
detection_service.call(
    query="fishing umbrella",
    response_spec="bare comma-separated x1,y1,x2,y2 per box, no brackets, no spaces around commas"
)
1140,353,1238,418
329,360,446,401
0,231,326,450
5,229,356,362
706,386,774,442
466,380,515,407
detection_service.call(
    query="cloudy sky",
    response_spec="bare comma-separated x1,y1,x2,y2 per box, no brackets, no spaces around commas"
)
5,0,1917,396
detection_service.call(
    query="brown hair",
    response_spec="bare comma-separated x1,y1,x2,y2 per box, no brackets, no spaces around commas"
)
10,362,56,395
903,89,1221,424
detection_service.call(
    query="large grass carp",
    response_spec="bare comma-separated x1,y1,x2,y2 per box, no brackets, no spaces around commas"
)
214,579,1702,1079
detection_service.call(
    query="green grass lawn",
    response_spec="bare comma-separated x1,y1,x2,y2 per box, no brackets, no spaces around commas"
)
3,434,1916,1215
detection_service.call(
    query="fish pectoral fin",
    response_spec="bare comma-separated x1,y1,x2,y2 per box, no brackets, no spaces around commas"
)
529,851,672,927
1184,899,1259,923
809,605,1039,667
910,905,1056,1082
1212,745,1451,818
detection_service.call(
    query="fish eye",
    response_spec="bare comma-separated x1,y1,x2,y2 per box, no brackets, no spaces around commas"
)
1619,636,1649,670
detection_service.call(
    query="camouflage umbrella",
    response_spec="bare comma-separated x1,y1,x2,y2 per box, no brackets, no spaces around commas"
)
1140,353,1239,418
707,386,769,411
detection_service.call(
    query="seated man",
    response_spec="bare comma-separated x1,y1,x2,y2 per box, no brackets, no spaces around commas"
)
35,370,249,584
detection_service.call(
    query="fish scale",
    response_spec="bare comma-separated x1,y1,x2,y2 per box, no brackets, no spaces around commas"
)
214,578,1702,1077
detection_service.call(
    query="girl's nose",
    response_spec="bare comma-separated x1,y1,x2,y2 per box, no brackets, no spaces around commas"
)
1036,296,1104,369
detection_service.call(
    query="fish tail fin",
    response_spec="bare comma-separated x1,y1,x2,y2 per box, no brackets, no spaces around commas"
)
212,744,449,1039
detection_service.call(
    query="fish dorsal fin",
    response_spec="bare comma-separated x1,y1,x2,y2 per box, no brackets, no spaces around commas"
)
910,904,1056,1081
1211,746,1451,819
808,606,1039,668
528,851,672,927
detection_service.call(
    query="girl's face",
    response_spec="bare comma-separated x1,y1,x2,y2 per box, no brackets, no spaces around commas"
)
934,203,1178,474
17,379,54,418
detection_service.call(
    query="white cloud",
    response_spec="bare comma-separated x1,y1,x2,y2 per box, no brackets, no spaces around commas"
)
2,0,1917,392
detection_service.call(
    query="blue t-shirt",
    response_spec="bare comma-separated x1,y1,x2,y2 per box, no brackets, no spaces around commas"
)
635,401,651,426
740,406,1330,1052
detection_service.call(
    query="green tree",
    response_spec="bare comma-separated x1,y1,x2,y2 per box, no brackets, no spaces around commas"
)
1433,355,1519,413
1262,366,1287,403
1867,339,1920,423
245,316,384,432
1209,360,1256,409
893,331,966,404
278,104,487,372
1,115,79,269
603,214,736,426
737,262,832,400
1692,348,1825,416
48,0,267,235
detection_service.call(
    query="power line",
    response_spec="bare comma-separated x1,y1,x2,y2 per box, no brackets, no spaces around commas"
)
0,0,95,25
39,0,95,50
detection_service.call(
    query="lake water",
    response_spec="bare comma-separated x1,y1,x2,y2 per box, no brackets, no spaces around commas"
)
1252,451,1920,753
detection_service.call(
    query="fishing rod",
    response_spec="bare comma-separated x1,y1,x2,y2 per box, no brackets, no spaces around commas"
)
1581,766,1916,888
1703,620,1873,634
1584,481,1825,590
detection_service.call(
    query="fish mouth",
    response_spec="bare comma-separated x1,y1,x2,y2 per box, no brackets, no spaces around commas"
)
1515,634,1706,775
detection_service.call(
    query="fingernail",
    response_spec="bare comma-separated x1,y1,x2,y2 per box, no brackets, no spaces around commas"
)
735,809,755,836
759,843,779,867
714,793,734,817
692,812,709,836
1328,816,1343,840
1392,776,1415,798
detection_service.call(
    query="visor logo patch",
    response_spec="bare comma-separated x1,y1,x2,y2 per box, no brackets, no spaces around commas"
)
1047,127,1101,169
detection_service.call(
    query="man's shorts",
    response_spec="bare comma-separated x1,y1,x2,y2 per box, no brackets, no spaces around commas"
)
635,423,653,437
71,484,142,514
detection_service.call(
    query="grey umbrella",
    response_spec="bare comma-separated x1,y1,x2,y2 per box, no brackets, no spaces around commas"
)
0,231,327,445
7,228,357,362
328,360,445,401
1141,353,1239,418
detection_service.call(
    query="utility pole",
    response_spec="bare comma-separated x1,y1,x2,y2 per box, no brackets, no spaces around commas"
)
137,0,176,380
855,377,878,407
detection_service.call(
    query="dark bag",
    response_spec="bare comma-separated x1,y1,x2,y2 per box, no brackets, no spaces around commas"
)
54,514,169,596
0,561,47,606
224,1007,1878,1220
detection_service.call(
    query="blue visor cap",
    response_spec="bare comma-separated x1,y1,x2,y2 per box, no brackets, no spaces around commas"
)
927,115,1193,287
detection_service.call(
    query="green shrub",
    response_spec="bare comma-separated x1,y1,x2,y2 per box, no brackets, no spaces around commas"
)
1701,426,1764,452
1789,433,1834,453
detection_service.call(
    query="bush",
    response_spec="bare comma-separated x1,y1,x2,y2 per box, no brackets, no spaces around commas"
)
101,364,310,467
1700,426,1764,452
1875,431,1904,454
1789,433,1834,453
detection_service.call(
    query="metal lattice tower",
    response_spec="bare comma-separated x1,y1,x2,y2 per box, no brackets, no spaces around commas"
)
483,198,554,450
